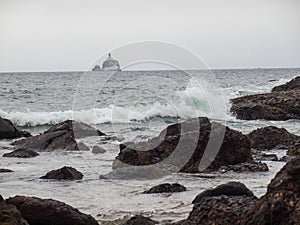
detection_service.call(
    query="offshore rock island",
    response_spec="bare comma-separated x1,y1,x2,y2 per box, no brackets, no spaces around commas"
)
92,53,121,71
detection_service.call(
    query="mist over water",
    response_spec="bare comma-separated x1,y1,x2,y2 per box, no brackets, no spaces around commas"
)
1,68,300,223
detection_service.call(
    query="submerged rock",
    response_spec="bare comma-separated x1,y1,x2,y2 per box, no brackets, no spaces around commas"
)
92,145,106,154
40,166,83,180
3,149,39,158
122,215,158,225
114,117,252,173
272,76,300,92
6,195,99,225
179,182,257,225
12,120,105,152
231,77,300,121
247,126,299,150
0,195,29,225
0,168,14,173
219,161,269,173
144,183,186,194
240,156,300,224
0,117,31,140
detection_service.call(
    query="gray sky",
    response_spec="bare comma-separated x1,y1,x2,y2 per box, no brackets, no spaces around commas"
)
0,0,300,71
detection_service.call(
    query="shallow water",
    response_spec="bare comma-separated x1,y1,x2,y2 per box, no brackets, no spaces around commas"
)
0,68,299,223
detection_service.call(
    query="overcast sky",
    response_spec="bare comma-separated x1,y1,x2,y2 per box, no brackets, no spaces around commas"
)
0,0,299,71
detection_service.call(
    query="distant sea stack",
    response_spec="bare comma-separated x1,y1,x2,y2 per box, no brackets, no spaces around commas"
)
92,53,121,71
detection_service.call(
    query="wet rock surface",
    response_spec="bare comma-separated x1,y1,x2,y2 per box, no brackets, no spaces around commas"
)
231,77,300,120
253,153,278,161
287,141,300,156
219,161,269,173
179,182,257,225
114,117,252,173
122,215,158,225
144,183,186,194
272,76,300,92
92,145,106,154
240,156,300,224
40,166,83,180
0,117,31,140
247,126,299,150
3,149,39,158
6,195,99,225
0,195,29,225
12,120,105,152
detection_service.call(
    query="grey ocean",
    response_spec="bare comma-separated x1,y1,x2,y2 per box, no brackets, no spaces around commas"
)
1,68,300,223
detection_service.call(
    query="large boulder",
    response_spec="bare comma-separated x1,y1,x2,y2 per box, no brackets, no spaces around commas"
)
230,91,300,120
272,76,300,92
247,126,299,150
6,196,99,225
179,182,257,225
0,195,29,225
40,166,83,180
0,117,31,140
231,77,300,121
240,156,300,224
12,120,105,152
143,183,186,194
114,117,252,173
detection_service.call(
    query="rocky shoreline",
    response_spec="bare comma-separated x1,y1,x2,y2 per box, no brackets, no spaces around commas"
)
1,77,300,224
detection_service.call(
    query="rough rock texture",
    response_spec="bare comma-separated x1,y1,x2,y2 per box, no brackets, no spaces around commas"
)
287,141,300,156
143,183,186,194
0,117,31,140
40,166,83,180
0,195,29,225
13,120,105,152
230,91,300,120
92,145,106,154
179,182,257,225
3,149,39,158
219,161,269,173
253,153,278,161
192,182,254,204
247,126,299,150
6,196,99,225
272,76,300,92
122,215,158,225
240,156,300,224
114,117,252,173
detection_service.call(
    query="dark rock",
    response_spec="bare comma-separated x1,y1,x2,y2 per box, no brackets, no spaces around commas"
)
3,149,39,158
180,182,257,225
192,182,254,205
144,183,186,194
230,91,300,120
6,195,99,225
272,76,300,92
77,142,89,151
40,166,83,180
279,155,294,162
12,120,105,152
122,215,158,225
181,195,257,225
113,117,252,173
219,161,269,173
247,126,299,150
287,141,300,156
0,117,31,140
253,153,278,161
0,195,29,225
240,156,300,224
92,145,106,154
0,168,14,173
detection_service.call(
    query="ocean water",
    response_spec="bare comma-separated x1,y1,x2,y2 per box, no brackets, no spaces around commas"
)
1,68,300,224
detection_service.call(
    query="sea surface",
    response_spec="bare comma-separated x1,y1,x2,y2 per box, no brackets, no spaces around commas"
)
1,68,300,224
